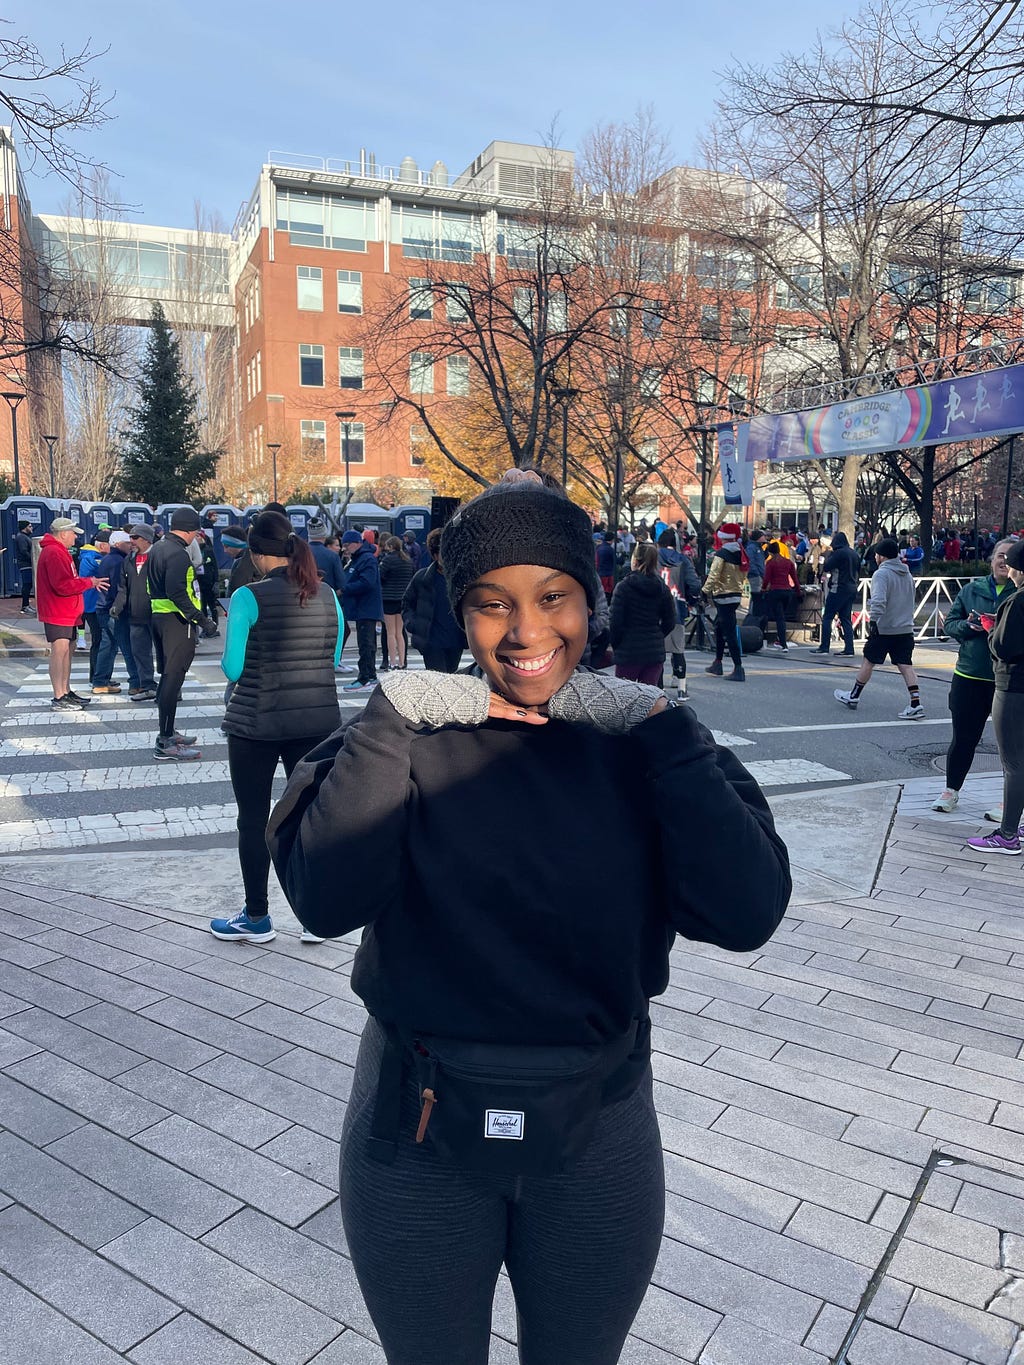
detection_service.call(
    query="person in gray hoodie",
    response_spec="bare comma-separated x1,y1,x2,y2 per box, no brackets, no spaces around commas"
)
834,538,924,717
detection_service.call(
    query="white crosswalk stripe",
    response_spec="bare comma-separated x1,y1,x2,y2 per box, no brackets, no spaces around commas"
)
0,651,854,856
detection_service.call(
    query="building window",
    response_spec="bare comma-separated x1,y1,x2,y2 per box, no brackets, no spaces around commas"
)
339,346,364,390
300,343,324,387
409,279,433,320
513,287,534,326
340,421,365,464
392,203,481,262
300,419,327,461
276,188,376,251
728,373,750,405
548,290,568,332
700,306,719,341
697,374,716,405
446,282,469,322
639,367,661,400
447,354,470,397
337,269,363,314
609,298,628,338
731,307,751,344
642,304,663,340
245,352,262,402
639,437,659,464
410,352,434,394
410,424,428,466
297,265,323,311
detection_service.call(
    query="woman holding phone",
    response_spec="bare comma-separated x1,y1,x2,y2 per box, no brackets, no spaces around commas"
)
968,539,1024,854
931,539,1014,814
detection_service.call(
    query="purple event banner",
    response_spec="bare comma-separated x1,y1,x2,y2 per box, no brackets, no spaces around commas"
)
739,362,1024,463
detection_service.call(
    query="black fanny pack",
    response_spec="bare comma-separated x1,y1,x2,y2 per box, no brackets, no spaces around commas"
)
368,1018,650,1177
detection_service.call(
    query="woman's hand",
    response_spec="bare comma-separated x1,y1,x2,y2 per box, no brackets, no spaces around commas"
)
487,693,548,725
379,670,491,728
547,672,667,733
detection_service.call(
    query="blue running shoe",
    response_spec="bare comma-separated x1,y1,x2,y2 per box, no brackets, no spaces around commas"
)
343,679,373,691
210,909,276,942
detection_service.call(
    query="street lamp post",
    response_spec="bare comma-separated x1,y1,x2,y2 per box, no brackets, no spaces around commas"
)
266,443,281,503
42,434,58,498
552,386,578,488
336,411,356,527
1,392,25,496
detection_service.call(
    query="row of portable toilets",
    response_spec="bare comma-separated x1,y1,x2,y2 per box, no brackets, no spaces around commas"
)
0,498,432,597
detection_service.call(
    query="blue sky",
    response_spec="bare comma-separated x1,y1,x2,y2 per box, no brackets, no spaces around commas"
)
11,0,837,228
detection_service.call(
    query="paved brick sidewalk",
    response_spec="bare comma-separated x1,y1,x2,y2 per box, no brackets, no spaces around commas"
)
1,781,1023,1364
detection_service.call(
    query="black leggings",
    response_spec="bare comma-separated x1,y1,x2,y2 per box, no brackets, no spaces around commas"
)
762,588,792,646
152,614,196,739
945,674,995,791
227,734,318,917
714,601,742,668
993,690,1024,837
340,1018,665,1365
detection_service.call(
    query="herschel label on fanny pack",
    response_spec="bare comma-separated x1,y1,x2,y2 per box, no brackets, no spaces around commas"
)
485,1109,525,1140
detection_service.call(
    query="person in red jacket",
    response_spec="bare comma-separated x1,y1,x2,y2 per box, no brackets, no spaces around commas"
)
36,517,109,711
758,540,800,651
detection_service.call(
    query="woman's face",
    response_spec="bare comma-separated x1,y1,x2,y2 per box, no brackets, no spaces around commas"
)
461,564,590,708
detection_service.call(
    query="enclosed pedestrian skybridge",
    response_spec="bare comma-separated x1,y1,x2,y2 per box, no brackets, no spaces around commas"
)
30,216,234,331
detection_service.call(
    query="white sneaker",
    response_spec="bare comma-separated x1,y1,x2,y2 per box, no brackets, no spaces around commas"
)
899,704,925,719
300,929,326,943
834,689,857,709
984,806,1003,823
770,642,788,651
931,790,959,813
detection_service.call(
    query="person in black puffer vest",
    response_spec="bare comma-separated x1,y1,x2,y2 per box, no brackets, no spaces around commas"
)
210,511,344,945
609,541,677,686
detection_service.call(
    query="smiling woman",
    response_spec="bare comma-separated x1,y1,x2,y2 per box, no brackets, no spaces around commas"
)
267,474,792,1365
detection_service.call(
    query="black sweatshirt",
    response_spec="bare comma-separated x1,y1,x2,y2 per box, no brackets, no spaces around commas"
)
990,588,1024,692
267,686,791,1047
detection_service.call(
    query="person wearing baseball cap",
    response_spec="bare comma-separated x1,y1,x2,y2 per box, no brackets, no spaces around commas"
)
36,517,109,711
146,507,216,760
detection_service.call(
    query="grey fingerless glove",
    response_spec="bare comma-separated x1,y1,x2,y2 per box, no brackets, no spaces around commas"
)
379,669,491,728
547,671,664,734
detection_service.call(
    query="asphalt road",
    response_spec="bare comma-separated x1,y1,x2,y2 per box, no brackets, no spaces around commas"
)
681,638,997,791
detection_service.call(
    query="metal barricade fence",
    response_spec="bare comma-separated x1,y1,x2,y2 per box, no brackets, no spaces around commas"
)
851,575,969,642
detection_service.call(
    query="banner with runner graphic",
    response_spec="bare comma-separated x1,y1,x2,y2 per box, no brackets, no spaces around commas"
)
739,362,1024,463
717,425,755,505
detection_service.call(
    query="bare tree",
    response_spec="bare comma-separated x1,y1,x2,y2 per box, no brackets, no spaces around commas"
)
713,0,1024,539
752,1,1024,141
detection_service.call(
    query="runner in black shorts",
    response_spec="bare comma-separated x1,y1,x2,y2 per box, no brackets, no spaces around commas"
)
835,538,924,718
863,629,915,667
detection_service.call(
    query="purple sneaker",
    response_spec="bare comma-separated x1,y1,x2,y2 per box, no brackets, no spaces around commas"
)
967,831,1021,856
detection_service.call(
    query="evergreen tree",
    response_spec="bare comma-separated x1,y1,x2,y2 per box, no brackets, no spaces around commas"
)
118,303,219,502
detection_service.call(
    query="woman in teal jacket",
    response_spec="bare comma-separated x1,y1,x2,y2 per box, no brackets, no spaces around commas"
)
932,538,1014,812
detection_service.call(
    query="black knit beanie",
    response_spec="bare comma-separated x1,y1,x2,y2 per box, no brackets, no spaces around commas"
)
441,482,599,621
248,510,294,557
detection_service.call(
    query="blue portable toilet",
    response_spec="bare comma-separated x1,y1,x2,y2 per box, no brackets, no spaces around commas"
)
199,504,243,568
153,503,196,532
110,501,153,530
1,496,59,594
345,502,391,538
64,500,90,542
390,504,431,545
284,505,318,540
84,503,116,540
